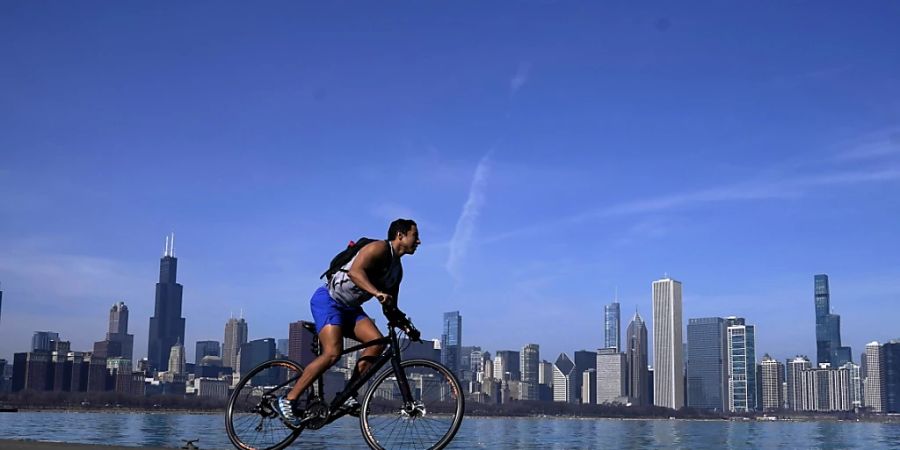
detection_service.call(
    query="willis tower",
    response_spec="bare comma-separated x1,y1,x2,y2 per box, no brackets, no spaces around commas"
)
148,234,186,372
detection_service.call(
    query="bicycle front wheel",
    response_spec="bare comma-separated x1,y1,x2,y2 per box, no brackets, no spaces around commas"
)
360,359,465,450
225,359,304,450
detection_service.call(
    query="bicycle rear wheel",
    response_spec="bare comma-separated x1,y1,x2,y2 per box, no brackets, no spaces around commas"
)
225,359,304,450
360,359,464,450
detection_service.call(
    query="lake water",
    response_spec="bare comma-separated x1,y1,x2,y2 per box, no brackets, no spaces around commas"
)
1,412,899,449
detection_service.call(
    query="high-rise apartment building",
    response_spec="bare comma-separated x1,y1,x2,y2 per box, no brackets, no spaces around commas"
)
842,361,863,409
686,317,727,411
798,363,853,412
148,234,186,372
787,355,812,411
814,274,851,366
441,311,462,376
223,317,249,369
596,348,627,404
626,312,650,406
726,317,757,412
760,354,784,411
604,301,621,351
652,277,684,409
864,342,885,412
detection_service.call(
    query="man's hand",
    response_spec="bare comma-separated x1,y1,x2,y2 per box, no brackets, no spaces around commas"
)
374,292,395,308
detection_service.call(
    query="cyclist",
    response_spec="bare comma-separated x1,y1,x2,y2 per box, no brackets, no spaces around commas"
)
274,218,421,426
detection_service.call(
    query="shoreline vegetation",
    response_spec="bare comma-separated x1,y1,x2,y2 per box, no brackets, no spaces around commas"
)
2,392,898,423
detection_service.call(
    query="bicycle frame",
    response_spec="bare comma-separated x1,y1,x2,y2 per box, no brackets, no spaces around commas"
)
323,325,416,413
263,324,416,425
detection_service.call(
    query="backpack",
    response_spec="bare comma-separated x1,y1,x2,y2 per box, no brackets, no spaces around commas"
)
320,237,383,280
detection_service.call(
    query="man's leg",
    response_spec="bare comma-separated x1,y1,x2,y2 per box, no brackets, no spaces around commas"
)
285,325,343,402
351,318,385,378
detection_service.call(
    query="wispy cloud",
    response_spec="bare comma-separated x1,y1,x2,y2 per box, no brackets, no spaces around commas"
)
831,128,900,162
509,62,531,97
484,166,900,244
446,153,492,281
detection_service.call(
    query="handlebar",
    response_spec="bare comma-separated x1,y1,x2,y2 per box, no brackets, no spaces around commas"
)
382,306,422,342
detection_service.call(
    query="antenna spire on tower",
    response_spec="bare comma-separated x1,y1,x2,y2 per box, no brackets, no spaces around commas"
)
170,232,175,257
164,235,169,257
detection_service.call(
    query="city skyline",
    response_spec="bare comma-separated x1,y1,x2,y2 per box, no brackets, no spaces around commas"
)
2,2,900,367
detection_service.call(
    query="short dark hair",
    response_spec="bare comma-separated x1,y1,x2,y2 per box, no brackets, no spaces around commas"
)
387,219,417,240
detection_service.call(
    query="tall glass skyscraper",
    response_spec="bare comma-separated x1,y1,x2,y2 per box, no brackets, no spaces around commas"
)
441,311,462,376
148,234,186,373
726,317,757,412
652,277,684,410
814,274,851,366
604,301,621,351
687,317,727,411
520,344,540,400
31,331,60,352
195,340,221,365
884,340,900,413
626,312,649,406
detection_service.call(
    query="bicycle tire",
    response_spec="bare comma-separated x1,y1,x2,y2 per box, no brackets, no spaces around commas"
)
359,359,465,450
225,359,304,450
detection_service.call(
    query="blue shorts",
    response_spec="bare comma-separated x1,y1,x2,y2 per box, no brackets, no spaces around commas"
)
310,286,369,334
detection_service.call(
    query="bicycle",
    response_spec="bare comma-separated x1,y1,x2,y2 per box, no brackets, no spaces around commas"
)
225,308,465,450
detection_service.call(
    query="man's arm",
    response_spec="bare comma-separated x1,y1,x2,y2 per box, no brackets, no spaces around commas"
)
347,241,395,307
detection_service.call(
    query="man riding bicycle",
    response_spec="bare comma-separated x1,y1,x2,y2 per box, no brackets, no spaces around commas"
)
274,218,421,426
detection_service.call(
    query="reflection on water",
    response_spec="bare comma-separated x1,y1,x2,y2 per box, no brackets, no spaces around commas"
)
0,412,898,449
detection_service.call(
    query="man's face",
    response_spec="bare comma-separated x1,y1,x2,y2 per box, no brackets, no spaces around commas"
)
398,225,421,254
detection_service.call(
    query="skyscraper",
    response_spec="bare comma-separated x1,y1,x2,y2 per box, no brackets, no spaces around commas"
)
239,338,276,384
760,354,784,411
520,344,539,400
786,355,812,411
726,316,757,412
814,274,851,366
686,317,727,412
168,339,185,375
604,301,621,351
288,321,316,367
223,316,249,369
864,342,885,412
148,234,186,372
495,351,521,381
32,331,60,351
883,340,900,413
596,348,626,404
574,350,598,404
195,340,220,366
626,311,650,406
652,277,684,410
441,311,462,376
107,302,134,362
552,353,577,403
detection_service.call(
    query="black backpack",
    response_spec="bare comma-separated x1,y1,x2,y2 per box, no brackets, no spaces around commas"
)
320,237,383,280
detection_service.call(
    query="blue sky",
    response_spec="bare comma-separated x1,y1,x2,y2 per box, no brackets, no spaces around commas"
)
1,2,899,366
